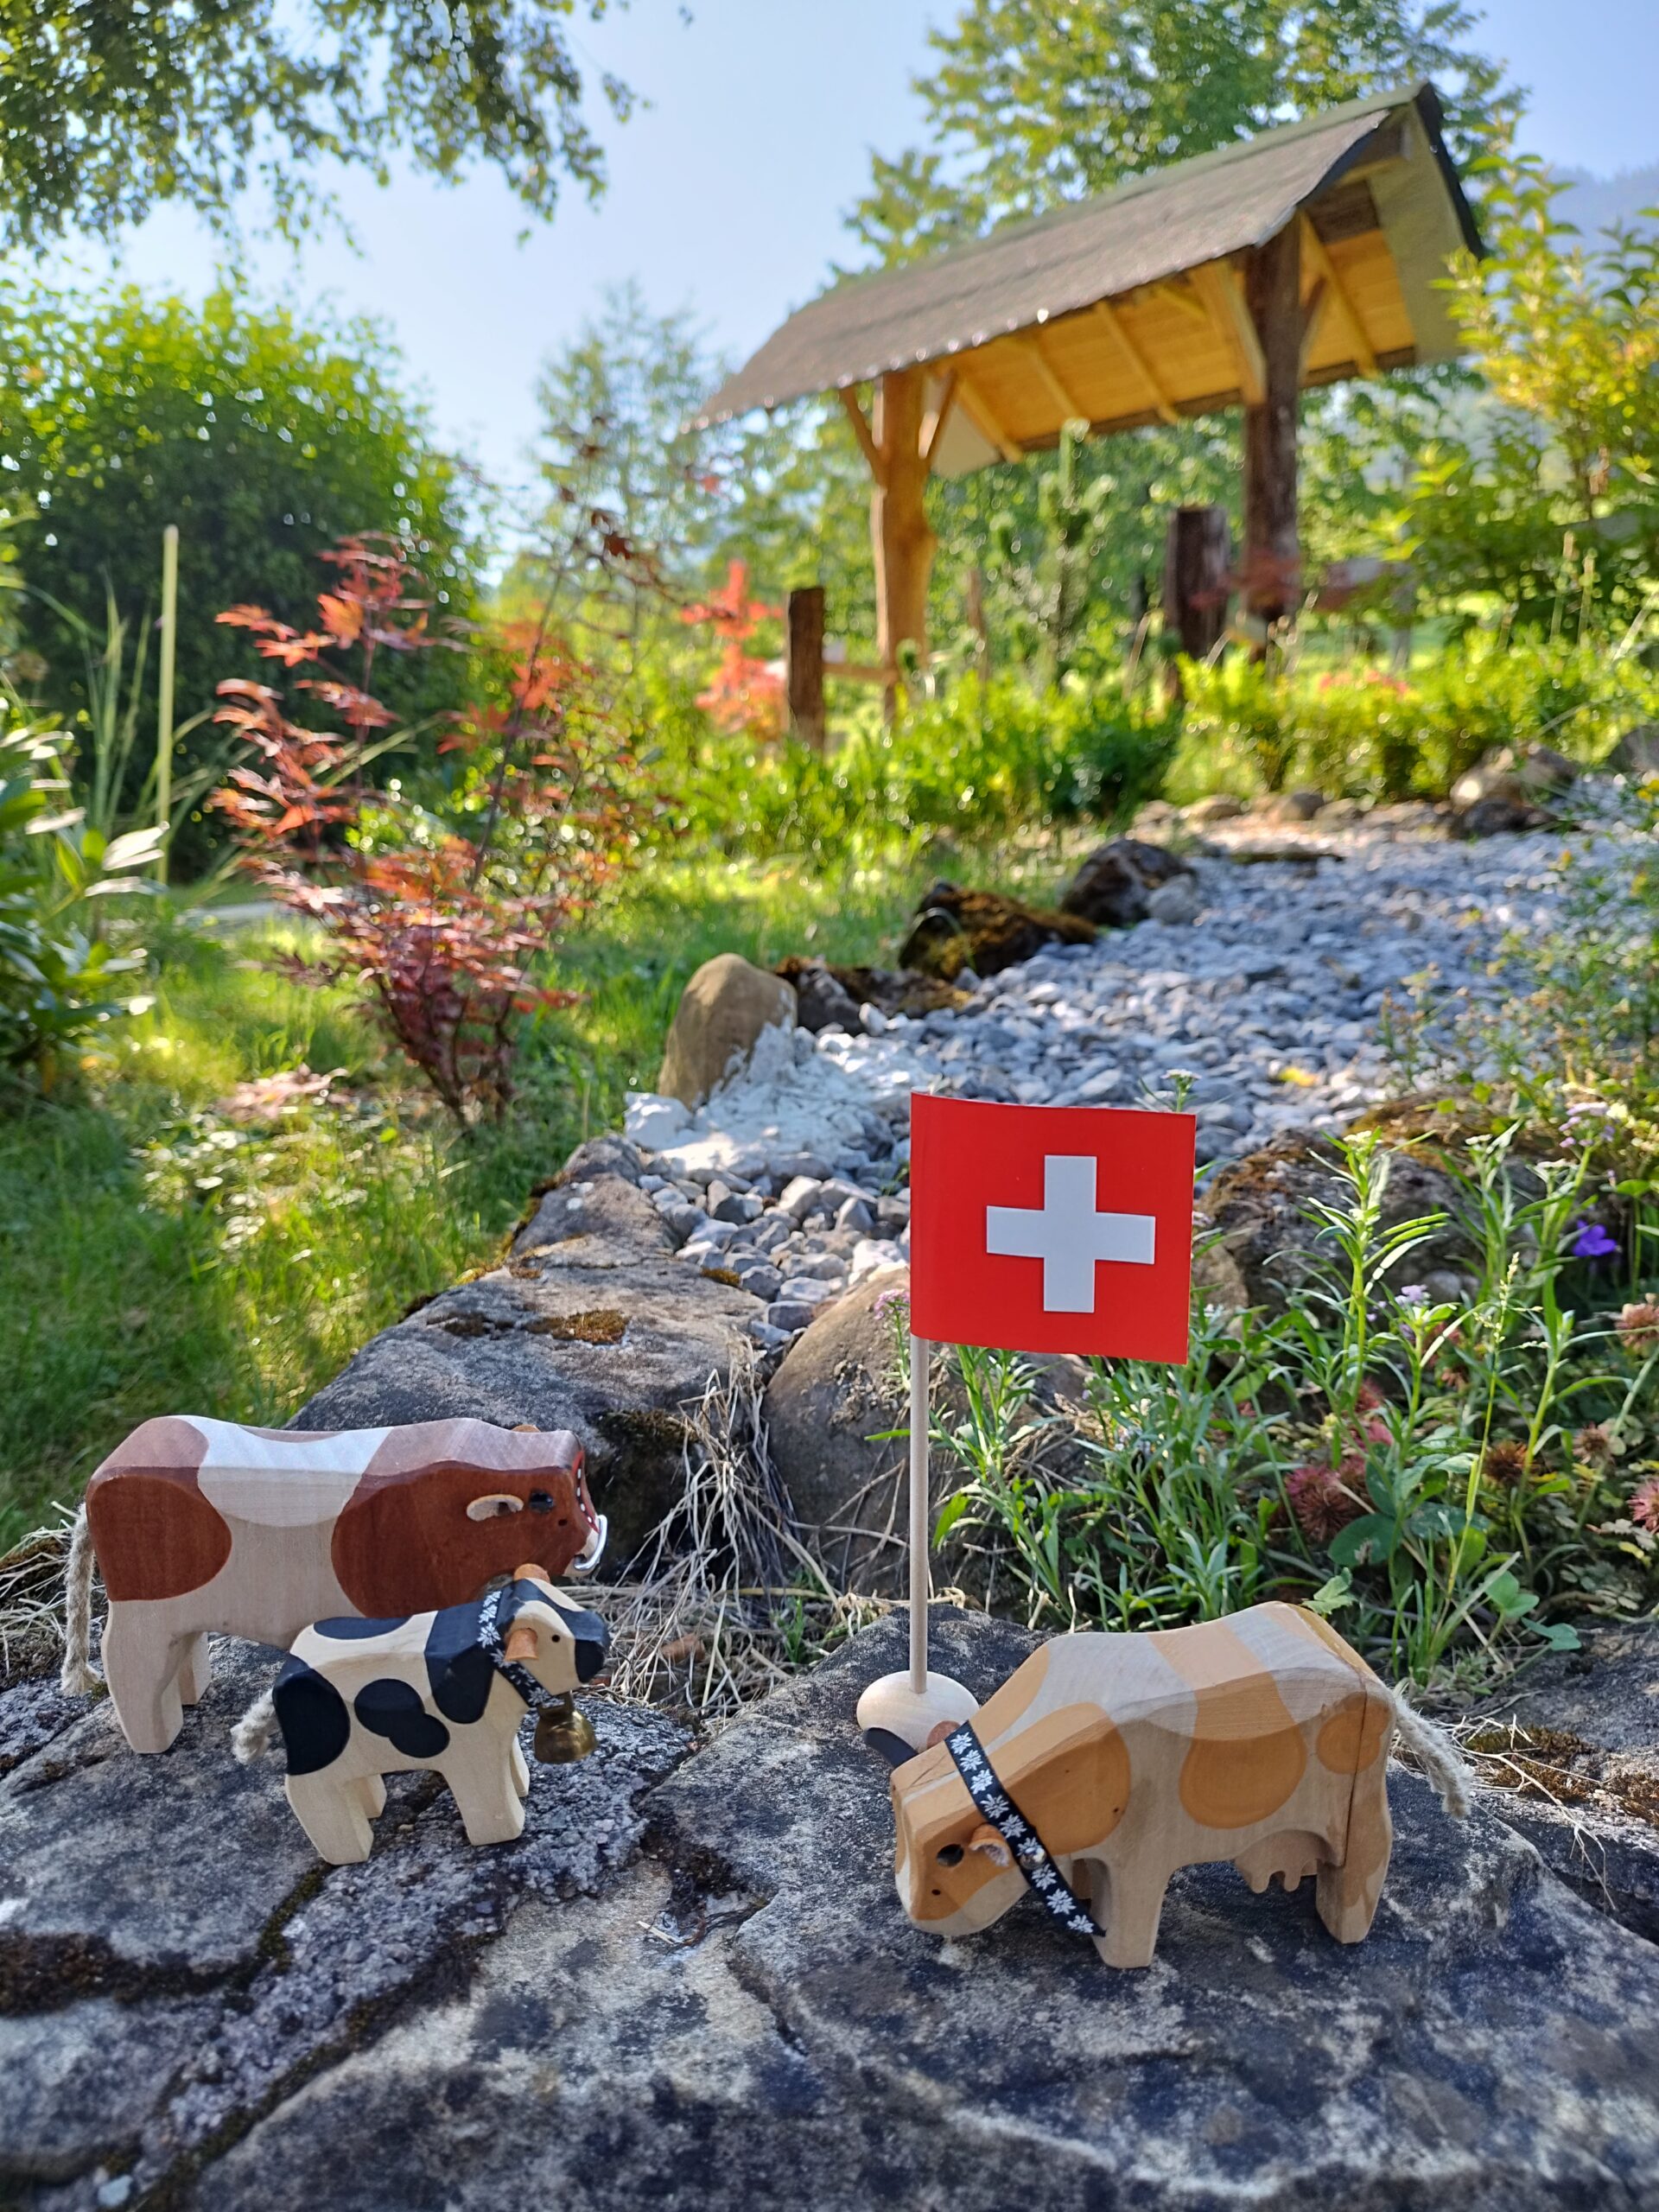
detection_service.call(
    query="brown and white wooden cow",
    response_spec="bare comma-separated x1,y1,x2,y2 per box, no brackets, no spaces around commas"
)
63,1417,607,1754
887,1602,1466,1969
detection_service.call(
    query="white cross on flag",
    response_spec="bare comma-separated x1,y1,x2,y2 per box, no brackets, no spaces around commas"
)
908,1094,1195,1362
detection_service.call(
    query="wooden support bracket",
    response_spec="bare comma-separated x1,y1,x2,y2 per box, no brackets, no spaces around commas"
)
918,371,958,472
1092,299,1179,425
1299,278,1330,378
954,367,1023,463
1018,329,1087,423
839,387,887,486
1189,259,1268,408
1300,216,1378,378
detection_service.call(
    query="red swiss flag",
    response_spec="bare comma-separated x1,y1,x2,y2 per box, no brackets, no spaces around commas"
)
907,1094,1196,1363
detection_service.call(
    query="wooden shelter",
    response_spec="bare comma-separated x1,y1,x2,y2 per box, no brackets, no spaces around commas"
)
697,83,1481,684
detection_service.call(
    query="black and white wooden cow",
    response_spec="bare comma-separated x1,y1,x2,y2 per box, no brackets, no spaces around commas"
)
233,1566,608,1864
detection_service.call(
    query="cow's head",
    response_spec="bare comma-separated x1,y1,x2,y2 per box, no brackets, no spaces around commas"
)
889,1743,1027,1936
499,1567,609,1693
334,1426,606,1615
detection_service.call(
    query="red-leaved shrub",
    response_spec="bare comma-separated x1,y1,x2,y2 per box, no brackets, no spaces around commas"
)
212,537,648,1122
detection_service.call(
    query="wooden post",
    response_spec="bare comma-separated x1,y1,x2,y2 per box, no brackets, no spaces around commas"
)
872,367,935,712
1241,225,1301,635
155,522,179,883
1162,506,1232,665
785,585,827,750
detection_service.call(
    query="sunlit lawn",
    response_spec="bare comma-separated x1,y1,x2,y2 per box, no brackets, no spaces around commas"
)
0,853,931,1543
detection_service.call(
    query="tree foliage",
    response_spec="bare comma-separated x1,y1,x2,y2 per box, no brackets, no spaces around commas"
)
847,0,1513,262
0,0,635,248
0,276,477,747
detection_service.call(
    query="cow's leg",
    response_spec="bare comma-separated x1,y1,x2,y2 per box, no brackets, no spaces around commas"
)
285,1773,374,1866
353,1773,387,1820
1317,1758,1393,1944
445,1738,528,1847
1088,1856,1170,1970
100,1605,188,1754
510,1736,531,1802
175,1633,213,1708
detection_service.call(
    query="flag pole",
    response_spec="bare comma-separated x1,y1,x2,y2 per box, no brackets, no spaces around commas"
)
855,1319,978,1758
908,1333,930,1698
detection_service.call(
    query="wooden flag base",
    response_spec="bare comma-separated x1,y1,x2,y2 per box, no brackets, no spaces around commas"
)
856,1333,981,1762
856,1665,979,1761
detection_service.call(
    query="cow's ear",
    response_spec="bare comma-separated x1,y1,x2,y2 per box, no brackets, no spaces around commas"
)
467,1492,524,1522
504,1620,539,1664
513,1561,552,1587
967,1822,1014,1869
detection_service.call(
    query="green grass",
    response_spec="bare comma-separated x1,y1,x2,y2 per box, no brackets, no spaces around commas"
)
0,853,930,1544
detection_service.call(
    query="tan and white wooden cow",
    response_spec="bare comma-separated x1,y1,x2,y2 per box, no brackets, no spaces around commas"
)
63,1417,607,1754
887,1601,1468,1969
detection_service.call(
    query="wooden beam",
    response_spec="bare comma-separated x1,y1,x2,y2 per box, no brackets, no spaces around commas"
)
870,368,936,707
838,387,886,486
1298,277,1329,378
1300,215,1378,378
1189,258,1268,408
1091,299,1179,426
1241,224,1301,634
918,370,958,472
1017,329,1087,422
953,365,1023,463
1153,278,1211,328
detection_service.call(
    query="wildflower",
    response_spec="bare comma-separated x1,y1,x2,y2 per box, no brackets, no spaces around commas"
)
1617,1301,1659,1353
1573,1422,1618,1466
1398,1284,1429,1310
1630,1474,1659,1534
1479,1439,1530,1489
1286,1454,1367,1545
1571,1218,1618,1261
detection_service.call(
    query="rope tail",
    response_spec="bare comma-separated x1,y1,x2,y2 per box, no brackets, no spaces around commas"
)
59,1505,102,1697
232,1688,280,1765
1388,1686,1472,1819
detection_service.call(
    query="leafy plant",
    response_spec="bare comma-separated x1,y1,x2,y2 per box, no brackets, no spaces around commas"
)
0,716,160,1085
211,536,646,1123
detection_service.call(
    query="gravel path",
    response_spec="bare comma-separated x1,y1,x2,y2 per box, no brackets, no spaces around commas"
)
623,823,1574,1348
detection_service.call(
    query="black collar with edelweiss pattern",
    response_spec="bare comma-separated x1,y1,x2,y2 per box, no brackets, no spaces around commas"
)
476,1584,561,1712
943,1720,1099,1940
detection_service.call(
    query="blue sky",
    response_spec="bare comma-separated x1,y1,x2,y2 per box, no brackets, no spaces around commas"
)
39,0,1659,500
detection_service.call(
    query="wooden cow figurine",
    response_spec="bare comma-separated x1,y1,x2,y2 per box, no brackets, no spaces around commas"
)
62,1418,607,1754
233,1566,608,1864
886,1602,1467,1969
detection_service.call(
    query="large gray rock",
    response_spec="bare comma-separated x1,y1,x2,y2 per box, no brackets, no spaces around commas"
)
1059,836,1192,929
1471,1618,1659,1943
296,1174,765,1561
656,953,795,1107
1195,1135,1475,1314
7,1611,1657,2209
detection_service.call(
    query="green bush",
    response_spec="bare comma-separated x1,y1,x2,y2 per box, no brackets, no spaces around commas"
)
652,672,1180,864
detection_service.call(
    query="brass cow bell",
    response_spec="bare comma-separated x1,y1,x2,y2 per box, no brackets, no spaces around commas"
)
533,1695,597,1764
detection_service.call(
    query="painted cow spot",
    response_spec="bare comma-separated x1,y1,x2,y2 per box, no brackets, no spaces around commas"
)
87,1471,232,1603
1316,1693,1391,1776
274,1661,353,1777
314,1615,411,1640
1179,1678,1308,1830
1002,1703,1132,1858
353,1679,451,1760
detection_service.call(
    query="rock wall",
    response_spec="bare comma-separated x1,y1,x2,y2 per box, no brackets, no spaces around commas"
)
4,1612,1659,2209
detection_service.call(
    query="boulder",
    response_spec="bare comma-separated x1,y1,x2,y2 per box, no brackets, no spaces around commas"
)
899,880,1094,981
1609,723,1659,779
1059,837,1192,929
1183,793,1245,823
1146,873,1202,925
1456,794,1553,839
1470,1618,1659,1943
1450,745,1574,819
762,1272,911,1592
7,1610,1658,2210
656,954,796,1107
296,1173,766,1563
1195,1135,1474,1315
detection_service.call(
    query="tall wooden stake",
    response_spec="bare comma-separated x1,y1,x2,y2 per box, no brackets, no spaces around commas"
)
785,584,827,750
908,1333,931,1696
1241,225,1301,636
155,523,179,885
